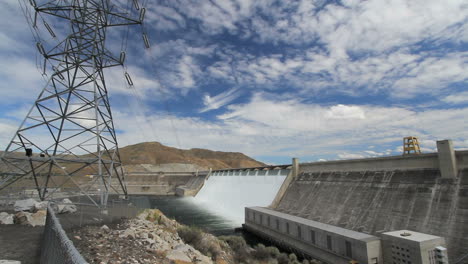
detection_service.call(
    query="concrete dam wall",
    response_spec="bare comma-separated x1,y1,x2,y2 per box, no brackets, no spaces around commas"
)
116,172,203,195
274,147,468,261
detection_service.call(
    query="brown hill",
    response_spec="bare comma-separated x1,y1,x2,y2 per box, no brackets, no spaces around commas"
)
119,142,266,170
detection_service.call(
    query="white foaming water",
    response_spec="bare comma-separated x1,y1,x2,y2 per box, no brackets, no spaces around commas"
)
192,169,289,225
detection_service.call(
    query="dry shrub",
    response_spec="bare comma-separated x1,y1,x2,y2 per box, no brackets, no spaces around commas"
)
177,226,222,260
178,226,203,244
219,235,250,263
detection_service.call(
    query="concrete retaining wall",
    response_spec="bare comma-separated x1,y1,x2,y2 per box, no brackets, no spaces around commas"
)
456,150,468,169
300,153,439,172
113,173,196,195
175,175,207,196
300,150,468,173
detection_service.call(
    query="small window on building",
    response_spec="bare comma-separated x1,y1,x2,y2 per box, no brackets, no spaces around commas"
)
310,230,315,244
286,222,290,234
260,214,263,224
297,225,302,239
253,213,256,221
276,219,279,230
345,240,352,258
371,257,378,264
327,235,332,250
267,216,270,227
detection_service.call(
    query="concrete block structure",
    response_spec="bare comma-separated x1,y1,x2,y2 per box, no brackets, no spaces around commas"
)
244,207,382,264
381,230,448,264
175,175,206,196
437,140,458,178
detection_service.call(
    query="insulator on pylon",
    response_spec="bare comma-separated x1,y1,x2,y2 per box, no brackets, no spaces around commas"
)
124,72,134,86
36,42,46,56
139,8,146,22
119,51,126,65
43,21,56,38
142,33,150,49
29,0,37,8
33,12,38,28
52,66,64,80
133,0,140,10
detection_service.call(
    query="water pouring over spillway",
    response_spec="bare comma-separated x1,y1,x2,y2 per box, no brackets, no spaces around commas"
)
193,169,289,225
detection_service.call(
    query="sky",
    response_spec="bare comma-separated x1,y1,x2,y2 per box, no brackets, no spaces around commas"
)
0,0,467,165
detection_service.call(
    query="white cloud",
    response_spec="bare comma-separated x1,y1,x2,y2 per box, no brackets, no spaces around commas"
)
199,88,242,113
0,57,45,103
443,91,468,105
326,105,365,120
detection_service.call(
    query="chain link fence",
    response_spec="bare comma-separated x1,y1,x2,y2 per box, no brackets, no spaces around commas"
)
38,196,141,264
40,204,88,264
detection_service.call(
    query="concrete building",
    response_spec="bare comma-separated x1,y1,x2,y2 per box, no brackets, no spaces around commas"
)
245,207,451,264
381,230,448,264
244,207,382,264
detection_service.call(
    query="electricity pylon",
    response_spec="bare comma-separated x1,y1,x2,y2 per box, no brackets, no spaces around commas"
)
0,0,146,206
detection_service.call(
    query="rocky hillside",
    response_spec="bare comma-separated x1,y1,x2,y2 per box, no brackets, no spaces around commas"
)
119,142,265,170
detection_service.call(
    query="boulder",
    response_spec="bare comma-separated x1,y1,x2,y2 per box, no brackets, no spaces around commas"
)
57,198,77,214
173,243,213,264
119,229,136,239
100,225,110,232
14,210,45,227
30,210,47,226
34,201,49,211
14,199,37,212
14,211,33,225
0,212,14,225
166,249,192,263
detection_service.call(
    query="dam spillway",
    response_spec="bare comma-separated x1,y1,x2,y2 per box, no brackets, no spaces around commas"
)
194,169,289,224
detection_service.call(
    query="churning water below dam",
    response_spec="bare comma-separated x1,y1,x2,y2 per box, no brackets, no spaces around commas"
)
128,172,287,235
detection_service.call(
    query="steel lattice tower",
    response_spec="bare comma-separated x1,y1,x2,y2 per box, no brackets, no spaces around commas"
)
0,0,145,206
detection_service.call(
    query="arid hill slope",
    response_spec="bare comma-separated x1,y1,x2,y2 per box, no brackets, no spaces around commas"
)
119,142,266,170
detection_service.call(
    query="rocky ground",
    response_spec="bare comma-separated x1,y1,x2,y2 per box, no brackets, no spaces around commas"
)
70,209,229,264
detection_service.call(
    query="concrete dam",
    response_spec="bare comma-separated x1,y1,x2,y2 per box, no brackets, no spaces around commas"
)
251,140,468,263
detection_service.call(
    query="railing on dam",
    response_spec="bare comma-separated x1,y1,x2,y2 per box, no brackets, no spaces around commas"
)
211,164,292,174
210,168,290,177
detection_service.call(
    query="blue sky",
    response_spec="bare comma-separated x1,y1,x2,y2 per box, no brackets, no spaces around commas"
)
1,0,468,165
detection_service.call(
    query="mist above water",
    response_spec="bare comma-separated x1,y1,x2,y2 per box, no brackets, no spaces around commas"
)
193,170,289,225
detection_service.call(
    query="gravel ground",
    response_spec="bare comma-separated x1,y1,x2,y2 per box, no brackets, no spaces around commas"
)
70,220,166,264
0,224,43,264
